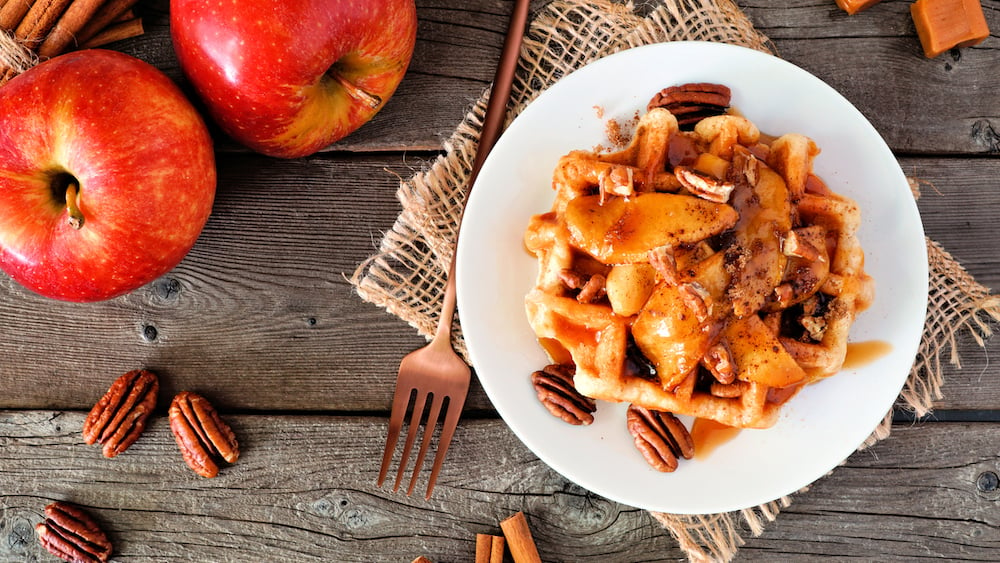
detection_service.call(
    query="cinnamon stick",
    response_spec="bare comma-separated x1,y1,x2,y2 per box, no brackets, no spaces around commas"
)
75,0,134,44
15,0,72,47
500,512,542,563
475,534,492,563
78,15,139,49
475,534,505,563
0,0,32,31
111,7,131,23
37,0,106,58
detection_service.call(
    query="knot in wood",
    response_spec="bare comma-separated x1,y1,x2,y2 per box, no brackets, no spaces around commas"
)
976,471,999,493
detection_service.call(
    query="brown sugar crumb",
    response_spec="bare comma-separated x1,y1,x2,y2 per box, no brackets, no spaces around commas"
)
605,118,631,149
593,105,605,119
628,110,641,128
603,111,641,150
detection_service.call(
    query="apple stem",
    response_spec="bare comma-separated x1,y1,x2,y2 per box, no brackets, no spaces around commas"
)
329,70,382,109
65,182,84,229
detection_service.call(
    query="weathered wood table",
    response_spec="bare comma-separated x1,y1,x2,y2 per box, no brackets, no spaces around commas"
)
2,0,999,561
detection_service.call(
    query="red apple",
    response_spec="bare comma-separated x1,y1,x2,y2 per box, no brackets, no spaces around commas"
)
170,0,418,158
0,49,216,302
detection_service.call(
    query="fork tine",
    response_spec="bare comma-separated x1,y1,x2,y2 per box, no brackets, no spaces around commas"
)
392,389,428,492
377,386,414,487
424,390,466,499
406,392,444,496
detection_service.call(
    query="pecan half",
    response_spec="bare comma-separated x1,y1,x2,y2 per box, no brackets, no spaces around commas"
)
35,501,112,563
647,245,679,285
82,369,158,458
799,314,828,342
674,166,735,203
709,380,748,398
678,282,712,323
576,273,606,304
647,83,732,129
558,268,586,290
559,269,606,304
598,164,635,201
169,391,240,478
626,405,694,472
531,364,596,425
702,343,736,384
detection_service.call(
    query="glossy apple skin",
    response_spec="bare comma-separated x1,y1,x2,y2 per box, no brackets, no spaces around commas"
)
171,0,418,158
0,50,216,302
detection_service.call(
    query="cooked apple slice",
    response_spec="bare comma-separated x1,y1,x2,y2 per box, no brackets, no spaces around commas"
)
767,225,831,311
605,263,657,317
683,250,729,303
722,314,805,389
565,192,738,264
725,151,791,318
693,152,730,180
631,282,715,390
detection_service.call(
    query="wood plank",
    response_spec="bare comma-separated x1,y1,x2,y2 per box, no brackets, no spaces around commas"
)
741,420,1000,560
0,412,682,562
740,0,1000,155
905,156,1000,288
113,0,1000,155
1,412,998,561
903,156,1000,413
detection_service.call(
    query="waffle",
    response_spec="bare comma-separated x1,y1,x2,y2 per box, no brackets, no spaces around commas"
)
523,99,874,429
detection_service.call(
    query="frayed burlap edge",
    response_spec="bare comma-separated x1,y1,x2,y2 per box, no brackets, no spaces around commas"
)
904,238,1000,416
350,1,1000,561
0,29,38,82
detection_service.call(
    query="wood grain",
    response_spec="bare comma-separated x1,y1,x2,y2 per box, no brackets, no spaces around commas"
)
113,0,1000,156
1,412,997,561
0,412,680,562
730,1,1000,156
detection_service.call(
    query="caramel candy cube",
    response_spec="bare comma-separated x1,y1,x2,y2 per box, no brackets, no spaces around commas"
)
835,0,884,15
911,0,990,58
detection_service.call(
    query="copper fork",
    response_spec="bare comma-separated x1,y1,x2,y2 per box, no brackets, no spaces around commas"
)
376,0,530,499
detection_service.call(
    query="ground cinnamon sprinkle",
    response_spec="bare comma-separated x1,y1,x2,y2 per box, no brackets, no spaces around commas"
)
605,118,627,147
603,110,640,150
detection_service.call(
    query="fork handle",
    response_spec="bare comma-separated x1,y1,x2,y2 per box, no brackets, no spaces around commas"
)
469,0,530,188
435,0,529,341
435,265,458,342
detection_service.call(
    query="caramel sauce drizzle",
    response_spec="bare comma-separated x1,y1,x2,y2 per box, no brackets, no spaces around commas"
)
690,418,741,460
842,340,893,369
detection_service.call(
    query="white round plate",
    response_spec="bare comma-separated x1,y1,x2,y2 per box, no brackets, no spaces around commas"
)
456,41,927,514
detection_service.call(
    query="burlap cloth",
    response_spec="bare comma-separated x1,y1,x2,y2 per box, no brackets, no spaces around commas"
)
350,1,1000,560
